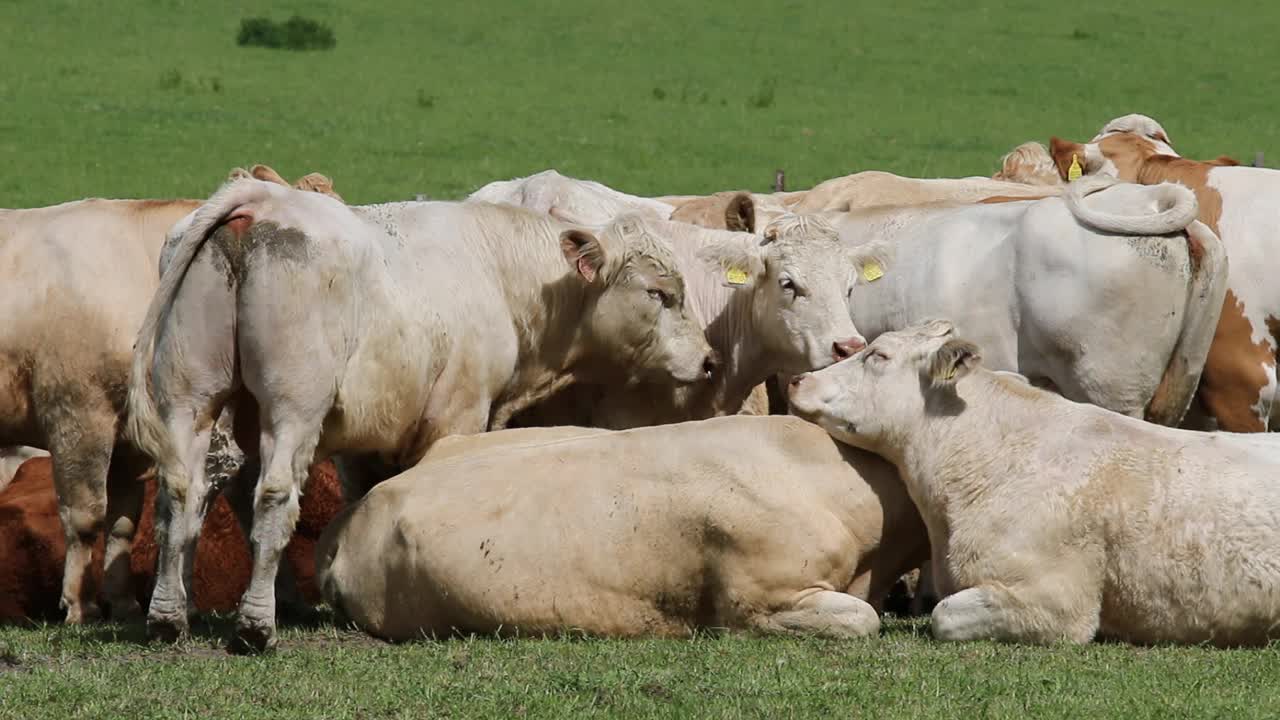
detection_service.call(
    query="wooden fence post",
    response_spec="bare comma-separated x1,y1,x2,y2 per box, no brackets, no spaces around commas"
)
1253,152,1265,168
773,169,785,193
414,193,428,201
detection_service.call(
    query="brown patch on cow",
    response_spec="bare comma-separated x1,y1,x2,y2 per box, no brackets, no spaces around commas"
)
977,194,1054,204
1197,290,1272,432
0,456,344,621
724,193,755,233
1048,137,1087,179
129,199,201,216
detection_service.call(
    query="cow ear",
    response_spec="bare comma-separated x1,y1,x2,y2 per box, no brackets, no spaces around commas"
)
929,339,981,387
725,193,755,233
1048,137,1086,180
294,173,343,202
696,234,765,288
561,229,607,283
251,164,290,186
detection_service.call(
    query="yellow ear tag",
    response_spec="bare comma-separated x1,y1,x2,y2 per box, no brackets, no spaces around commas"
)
1068,154,1083,182
725,267,749,286
861,261,884,283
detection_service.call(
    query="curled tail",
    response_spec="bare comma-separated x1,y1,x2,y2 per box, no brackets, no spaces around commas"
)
1064,176,1200,235
1143,220,1230,425
126,178,278,462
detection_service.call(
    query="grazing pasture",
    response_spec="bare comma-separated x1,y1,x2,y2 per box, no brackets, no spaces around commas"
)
3,0,1280,715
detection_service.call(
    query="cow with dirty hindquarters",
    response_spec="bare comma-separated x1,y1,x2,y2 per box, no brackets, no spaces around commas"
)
789,320,1280,646
129,178,718,652
0,165,337,628
1049,113,1280,432
314,416,928,642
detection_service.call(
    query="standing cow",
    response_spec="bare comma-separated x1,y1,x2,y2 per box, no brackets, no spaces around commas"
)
833,177,1227,426
1049,114,1280,431
128,178,718,652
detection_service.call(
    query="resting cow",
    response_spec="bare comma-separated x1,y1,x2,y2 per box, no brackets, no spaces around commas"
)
315,416,928,642
129,179,716,651
834,176,1227,425
1049,114,1279,432
789,320,1280,646
0,167,339,626
0,457,343,622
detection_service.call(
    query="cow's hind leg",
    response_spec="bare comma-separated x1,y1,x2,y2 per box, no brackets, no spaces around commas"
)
755,589,881,639
232,413,325,654
931,584,1099,644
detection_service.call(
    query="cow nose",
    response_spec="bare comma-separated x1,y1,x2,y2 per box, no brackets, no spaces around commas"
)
702,352,720,380
832,336,867,360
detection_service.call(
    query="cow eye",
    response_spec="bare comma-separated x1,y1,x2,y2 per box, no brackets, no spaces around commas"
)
648,288,670,306
865,349,888,364
780,277,797,294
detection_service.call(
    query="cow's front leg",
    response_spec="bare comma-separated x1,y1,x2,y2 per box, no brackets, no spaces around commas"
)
931,583,1099,645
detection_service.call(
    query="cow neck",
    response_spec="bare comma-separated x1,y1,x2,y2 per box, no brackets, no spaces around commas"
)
699,281,768,413
888,372,1052,530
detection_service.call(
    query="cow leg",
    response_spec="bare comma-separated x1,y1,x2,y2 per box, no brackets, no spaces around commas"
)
755,589,880,639
146,404,224,641
232,416,322,654
931,584,1099,644
100,446,150,620
42,392,117,624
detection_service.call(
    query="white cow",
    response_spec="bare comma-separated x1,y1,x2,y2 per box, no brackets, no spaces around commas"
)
789,320,1280,646
834,177,1228,426
517,212,889,428
468,169,675,226
128,178,717,652
315,416,928,642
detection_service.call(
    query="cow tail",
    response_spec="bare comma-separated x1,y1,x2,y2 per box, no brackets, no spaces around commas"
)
1064,177,1200,235
1144,219,1230,425
125,178,273,462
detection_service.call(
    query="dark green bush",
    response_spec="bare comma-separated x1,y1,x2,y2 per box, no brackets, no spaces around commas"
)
237,15,335,51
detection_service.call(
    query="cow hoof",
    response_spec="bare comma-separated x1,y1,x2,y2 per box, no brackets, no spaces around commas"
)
230,622,278,655
64,602,102,625
146,615,189,644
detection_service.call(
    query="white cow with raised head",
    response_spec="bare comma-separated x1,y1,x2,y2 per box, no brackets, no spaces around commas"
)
789,320,1280,646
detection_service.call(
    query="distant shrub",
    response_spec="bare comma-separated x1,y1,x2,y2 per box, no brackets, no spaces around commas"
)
416,89,436,109
237,16,336,51
748,81,775,109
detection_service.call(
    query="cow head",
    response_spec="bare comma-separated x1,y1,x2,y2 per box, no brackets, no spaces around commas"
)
698,214,886,374
992,142,1064,186
788,319,981,454
562,213,716,385
1047,113,1181,182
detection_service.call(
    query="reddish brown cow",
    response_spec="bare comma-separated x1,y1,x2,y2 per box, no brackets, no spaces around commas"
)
0,458,344,622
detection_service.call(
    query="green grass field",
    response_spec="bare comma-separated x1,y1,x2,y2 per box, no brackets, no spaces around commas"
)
4,1,1280,716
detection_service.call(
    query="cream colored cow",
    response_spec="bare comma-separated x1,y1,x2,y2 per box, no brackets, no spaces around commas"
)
316,416,928,642
790,320,1280,646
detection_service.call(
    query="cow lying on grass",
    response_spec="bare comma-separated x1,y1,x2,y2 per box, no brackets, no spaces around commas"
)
315,416,927,642
0,457,343,622
789,320,1280,646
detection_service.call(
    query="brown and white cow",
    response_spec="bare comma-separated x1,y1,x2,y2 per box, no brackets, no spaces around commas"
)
315,416,928,642
1049,114,1279,431
128,179,719,652
0,456,343,623
0,167,339,625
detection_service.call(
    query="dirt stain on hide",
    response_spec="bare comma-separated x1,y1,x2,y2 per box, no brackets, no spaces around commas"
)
209,221,314,288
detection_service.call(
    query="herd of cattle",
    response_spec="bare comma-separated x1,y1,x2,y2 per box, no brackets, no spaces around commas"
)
2,112,1279,653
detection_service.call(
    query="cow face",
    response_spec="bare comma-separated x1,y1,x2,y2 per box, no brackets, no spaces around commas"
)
562,215,715,385
700,214,887,374
787,320,981,453
1048,113,1181,182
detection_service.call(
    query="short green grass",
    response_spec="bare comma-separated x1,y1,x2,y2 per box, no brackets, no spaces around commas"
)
2,0,1278,207
3,616,1278,720
4,0,1280,716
